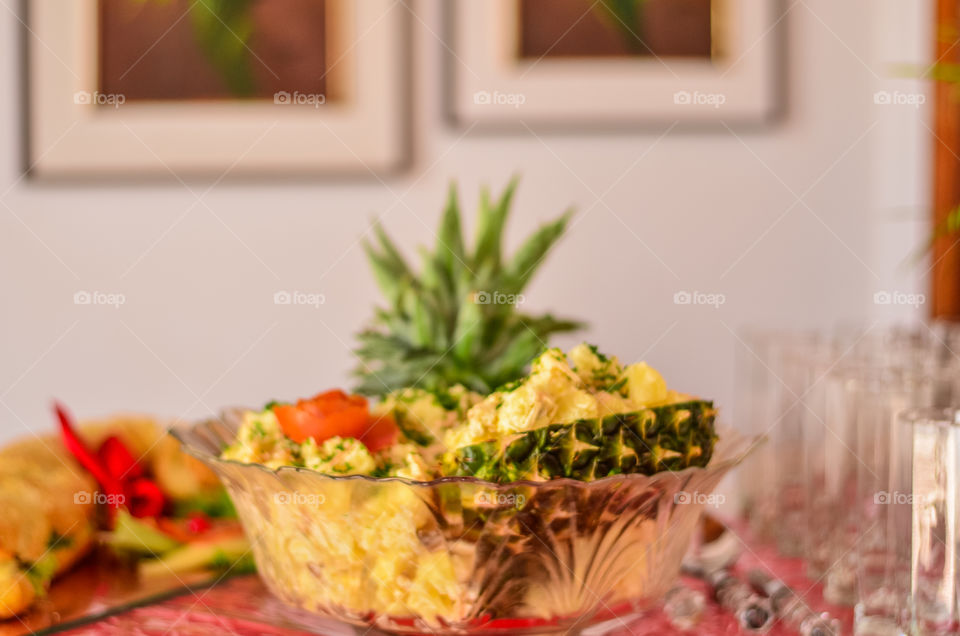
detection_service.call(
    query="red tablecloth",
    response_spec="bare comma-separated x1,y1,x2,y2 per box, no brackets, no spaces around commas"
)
55,525,854,635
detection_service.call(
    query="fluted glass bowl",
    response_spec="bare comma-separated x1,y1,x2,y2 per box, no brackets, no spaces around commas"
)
173,411,758,635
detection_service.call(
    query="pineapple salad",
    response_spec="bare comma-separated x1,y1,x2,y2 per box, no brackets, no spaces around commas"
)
221,342,717,482
218,343,717,622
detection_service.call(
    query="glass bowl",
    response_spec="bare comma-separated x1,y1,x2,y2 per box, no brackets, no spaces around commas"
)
173,410,758,635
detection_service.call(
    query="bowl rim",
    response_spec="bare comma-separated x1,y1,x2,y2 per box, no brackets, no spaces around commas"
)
171,415,764,489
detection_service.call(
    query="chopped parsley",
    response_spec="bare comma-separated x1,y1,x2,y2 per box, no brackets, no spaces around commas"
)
607,377,628,394
24,555,58,596
586,343,609,363
47,531,72,550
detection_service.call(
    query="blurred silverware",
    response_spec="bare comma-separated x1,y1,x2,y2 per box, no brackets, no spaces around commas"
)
749,569,842,636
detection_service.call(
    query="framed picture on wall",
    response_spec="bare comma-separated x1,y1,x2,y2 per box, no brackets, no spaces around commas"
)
448,0,781,127
27,0,409,178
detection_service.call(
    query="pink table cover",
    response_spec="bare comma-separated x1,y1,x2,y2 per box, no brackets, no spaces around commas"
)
56,525,855,635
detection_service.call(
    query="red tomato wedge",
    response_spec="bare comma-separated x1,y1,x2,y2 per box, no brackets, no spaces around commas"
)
273,389,397,452
357,414,399,453
272,404,320,444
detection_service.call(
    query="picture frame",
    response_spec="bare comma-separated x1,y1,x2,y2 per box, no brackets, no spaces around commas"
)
27,0,409,178
448,0,781,128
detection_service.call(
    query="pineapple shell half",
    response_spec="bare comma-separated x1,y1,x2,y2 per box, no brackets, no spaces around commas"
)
449,400,717,483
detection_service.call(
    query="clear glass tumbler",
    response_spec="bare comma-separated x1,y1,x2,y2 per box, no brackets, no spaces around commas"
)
884,408,960,636
736,329,822,553
774,337,829,557
851,370,950,632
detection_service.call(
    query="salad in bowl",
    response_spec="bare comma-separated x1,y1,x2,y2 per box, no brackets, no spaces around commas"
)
176,344,754,634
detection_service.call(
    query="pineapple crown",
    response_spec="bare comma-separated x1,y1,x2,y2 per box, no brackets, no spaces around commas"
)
354,179,585,396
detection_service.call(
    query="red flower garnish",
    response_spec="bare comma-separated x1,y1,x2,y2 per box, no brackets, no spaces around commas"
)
186,512,212,534
126,477,165,518
98,435,144,481
54,402,166,526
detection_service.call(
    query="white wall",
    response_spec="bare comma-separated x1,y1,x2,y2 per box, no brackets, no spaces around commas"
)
0,0,932,445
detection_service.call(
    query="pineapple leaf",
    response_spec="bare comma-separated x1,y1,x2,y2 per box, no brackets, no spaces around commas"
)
517,313,585,337
452,292,484,363
506,209,573,292
372,222,413,279
473,177,518,271
355,331,413,362
485,327,544,388
412,300,432,348
354,181,585,396
362,241,405,307
437,183,467,274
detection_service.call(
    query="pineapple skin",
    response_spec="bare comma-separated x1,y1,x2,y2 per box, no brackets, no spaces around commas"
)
449,400,718,482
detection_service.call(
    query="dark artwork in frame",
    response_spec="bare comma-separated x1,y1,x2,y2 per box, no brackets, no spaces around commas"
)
98,0,331,101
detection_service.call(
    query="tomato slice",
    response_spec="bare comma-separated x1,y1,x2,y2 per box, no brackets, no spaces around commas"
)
274,390,379,446
357,414,399,453
274,404,321,443
306,398,368,438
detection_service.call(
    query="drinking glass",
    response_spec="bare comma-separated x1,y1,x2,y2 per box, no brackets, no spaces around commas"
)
847,369,951,628
804,354,855,580
881,407,960,636
773,335,828,556
736,329,821,552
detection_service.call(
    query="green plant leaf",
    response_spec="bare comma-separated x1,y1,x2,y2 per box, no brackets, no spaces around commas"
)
473,177,518,271
189,0,258,97
452,292,484,362
594,0,648,53
437,183,466,273
372,222,413,278
362,241,405,307
506,209,573,292
353,180,586,396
